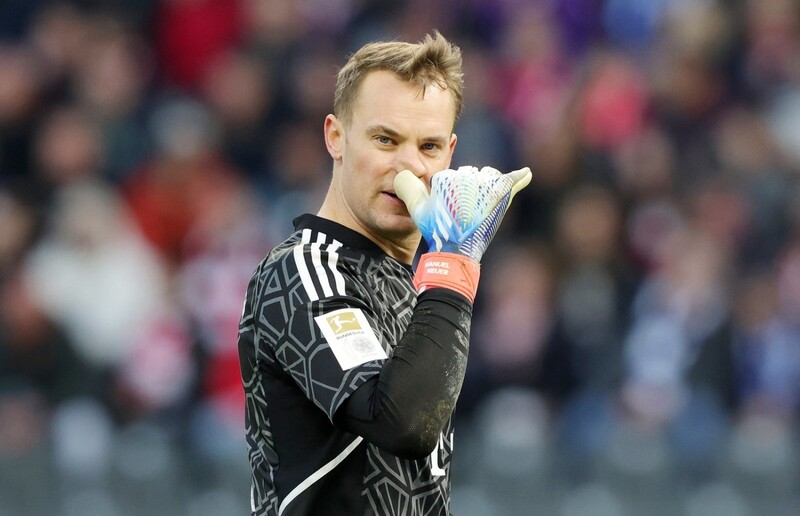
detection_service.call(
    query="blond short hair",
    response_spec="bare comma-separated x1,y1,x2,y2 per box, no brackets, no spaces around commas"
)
333,31,464,127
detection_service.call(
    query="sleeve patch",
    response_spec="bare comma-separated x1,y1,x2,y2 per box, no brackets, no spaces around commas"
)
314,308,388,370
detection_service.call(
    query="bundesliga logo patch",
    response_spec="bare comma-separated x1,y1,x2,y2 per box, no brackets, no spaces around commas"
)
325,312,361,334
315,308,388,370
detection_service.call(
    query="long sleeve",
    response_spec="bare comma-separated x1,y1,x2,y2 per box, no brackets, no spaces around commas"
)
334,288,472,458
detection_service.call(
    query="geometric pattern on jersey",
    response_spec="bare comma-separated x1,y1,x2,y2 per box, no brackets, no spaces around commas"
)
238,215,454,516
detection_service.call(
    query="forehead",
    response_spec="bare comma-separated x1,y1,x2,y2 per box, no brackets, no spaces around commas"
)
350,70,456,134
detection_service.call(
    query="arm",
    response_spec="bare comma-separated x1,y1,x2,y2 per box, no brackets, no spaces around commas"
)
334,288,471,459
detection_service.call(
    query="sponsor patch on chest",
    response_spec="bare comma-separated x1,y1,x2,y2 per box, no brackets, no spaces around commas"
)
314,308,388,370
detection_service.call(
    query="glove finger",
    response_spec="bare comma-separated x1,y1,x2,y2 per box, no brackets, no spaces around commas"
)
507,167,532,200
394,170,429,217
478,165,502,178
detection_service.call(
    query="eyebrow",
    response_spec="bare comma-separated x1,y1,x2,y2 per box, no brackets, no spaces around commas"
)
367,125,401,139
366,124,449,146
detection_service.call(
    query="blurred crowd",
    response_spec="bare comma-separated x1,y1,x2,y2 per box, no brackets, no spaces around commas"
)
1,0,799,514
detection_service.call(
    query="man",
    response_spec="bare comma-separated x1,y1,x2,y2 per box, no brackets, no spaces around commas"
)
238,32,530,515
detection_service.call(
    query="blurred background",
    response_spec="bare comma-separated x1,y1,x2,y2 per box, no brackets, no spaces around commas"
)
0,0,799,514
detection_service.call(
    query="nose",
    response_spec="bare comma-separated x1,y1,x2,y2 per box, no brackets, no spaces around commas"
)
393,145,426,180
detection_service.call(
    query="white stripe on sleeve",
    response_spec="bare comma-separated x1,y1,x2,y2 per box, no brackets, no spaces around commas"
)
327,240,346,295
311,232,334,298
293,228,318,301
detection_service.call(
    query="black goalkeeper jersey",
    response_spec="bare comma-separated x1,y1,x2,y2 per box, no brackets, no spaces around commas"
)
238,214,457,516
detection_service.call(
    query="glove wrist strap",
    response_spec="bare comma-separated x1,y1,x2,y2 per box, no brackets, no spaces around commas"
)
413,252,480,303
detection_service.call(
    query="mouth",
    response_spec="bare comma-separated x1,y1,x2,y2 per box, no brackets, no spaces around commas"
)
383,191,408,210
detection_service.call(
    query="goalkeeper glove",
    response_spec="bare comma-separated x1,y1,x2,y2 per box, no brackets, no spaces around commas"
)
394,165,532,302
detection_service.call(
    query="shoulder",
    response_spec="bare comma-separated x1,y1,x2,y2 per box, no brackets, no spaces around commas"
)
291,227,357,301
259,226,363,303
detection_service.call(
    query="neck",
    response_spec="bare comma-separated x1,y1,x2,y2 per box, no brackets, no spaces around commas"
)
317,187,419,265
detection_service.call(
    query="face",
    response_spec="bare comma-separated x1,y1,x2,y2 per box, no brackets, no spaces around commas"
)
323,70,457,256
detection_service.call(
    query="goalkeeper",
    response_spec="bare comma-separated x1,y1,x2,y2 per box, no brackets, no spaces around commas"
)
237,31,531,516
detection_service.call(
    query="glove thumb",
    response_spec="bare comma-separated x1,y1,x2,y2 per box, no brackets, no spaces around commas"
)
394,170,429,218
507,167,532,204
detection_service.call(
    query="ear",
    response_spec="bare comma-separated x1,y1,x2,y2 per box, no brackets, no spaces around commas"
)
324,114,343,161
